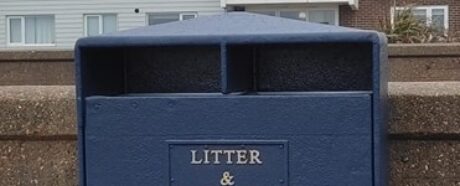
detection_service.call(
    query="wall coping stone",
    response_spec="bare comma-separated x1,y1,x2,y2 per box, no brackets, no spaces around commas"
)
389,43,460,57
388,82,460,137
389,81,460,96
0,86,76,138
0,50,73,62
0,82,459,139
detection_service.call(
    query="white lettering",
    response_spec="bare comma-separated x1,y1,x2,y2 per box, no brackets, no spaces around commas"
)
249,150,263,164
190,150,203,164
203,150,210,164
210,150,223,164
190,149,263,165
236,150,248,164
223,150,236,164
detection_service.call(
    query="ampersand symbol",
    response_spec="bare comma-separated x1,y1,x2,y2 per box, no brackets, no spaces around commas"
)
220,171,235,186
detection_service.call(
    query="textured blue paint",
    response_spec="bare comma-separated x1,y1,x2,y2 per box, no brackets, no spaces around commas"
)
75,12,388,186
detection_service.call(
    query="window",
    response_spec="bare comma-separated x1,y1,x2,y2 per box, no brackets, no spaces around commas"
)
85,14,117,36
148,12,197,25
280,11,306,21
308,10,337,25
392,6,449,30
247,8,338,25
181,13,197,20
7,15,55,46
250,10,276,16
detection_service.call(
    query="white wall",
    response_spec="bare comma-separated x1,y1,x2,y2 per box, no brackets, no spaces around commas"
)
0,0,223,49
0,12,5,48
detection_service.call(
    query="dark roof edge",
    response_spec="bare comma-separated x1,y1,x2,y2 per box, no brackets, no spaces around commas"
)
75,31,385,48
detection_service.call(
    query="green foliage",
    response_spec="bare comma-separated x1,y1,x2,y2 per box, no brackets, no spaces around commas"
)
380,7,444,43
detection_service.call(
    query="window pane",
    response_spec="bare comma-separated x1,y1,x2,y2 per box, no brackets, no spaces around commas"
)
87,16,100,36
9,18,22,43
280,11,306,21
25,16,36,43
412,9,427,23
103,15,117,34
432,9,445,16
31,15,54,44
181,14,196,20
432,9,445,30
148,13,180,25
309,10,336,25
394,9,405,20
249,10,276,16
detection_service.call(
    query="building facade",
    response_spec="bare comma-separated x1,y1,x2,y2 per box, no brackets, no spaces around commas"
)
340,0,459,33
0,0,457,49
0,0,223,49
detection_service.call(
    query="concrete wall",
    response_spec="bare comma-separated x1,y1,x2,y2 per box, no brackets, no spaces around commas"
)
389,44,460,82
0,50,74,85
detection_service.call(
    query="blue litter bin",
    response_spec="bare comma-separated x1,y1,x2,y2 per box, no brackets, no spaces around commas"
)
75,12,388,186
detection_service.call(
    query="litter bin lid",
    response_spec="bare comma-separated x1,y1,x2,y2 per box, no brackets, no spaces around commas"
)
76,12,384,47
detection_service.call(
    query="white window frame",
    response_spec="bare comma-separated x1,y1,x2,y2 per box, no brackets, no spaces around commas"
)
6,15,56,47
146,12,198,26
245,6,339,26
391,5,449,30
307,7,340,26
84,14,118,36
179,13,198,21
6,16,25,46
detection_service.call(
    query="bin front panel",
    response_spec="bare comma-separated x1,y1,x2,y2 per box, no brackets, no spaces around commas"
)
85,93,372,186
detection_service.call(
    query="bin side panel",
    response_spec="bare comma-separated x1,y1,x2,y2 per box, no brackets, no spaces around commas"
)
373,33,389,186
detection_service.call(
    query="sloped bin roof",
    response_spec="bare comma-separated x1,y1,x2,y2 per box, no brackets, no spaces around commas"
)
75,12,385,47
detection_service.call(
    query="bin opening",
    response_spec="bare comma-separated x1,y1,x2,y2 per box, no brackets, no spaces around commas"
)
80,45,221,96
226,42,373,92
80,42,373,96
